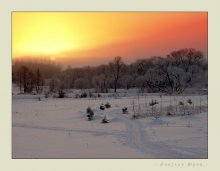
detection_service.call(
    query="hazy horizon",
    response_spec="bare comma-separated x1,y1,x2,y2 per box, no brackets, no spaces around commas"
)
13,49,208,69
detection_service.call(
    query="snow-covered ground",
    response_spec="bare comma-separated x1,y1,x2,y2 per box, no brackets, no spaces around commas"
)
12,89,208,159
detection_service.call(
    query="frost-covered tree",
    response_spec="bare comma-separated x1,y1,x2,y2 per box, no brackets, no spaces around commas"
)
145,49,206,94
92,74,104,93
12,49,207,94
135,76,147,93
92,64,110,93
74,77,90,90
121,74,134,90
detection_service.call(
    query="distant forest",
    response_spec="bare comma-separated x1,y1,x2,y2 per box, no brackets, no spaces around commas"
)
12,48,208,96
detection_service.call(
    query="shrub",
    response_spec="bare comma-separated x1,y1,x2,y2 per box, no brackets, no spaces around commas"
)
149,100,158,106
101,115,109,124
167,112,173,116
105,102,111,108
87,107,93,114
86,107,94,121
100,104,105,110
122,107,128,114
58,89,65,98
187,99,192,105
179,101,184,106
80,92,87,98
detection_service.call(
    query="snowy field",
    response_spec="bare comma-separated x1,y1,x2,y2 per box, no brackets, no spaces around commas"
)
12,89,208,159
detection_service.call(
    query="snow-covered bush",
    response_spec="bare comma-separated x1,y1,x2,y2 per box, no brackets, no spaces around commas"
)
101,115,109,124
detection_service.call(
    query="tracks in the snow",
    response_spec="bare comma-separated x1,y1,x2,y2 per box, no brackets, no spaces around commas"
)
13,106,207,158
108,108,206,158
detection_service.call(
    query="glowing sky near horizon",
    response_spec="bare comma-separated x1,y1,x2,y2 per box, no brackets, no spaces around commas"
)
12,12,207,66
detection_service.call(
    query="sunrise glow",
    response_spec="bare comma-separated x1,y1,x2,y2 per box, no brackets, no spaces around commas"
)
12,12,207,66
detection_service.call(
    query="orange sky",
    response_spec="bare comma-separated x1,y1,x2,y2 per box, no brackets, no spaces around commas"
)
12,12,207,67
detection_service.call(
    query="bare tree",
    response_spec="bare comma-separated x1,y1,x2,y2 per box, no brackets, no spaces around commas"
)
99,65,110,93
109,56,124,92
35,68,44,94
17,66,34,93
49,78,57,93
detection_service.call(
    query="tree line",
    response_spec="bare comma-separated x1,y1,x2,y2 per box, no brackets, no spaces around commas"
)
12,48,208,95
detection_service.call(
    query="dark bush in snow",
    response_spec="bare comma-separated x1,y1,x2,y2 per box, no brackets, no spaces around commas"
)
80,92,87,98
179,101,184,106
100,104,105,110
122,107,128,114
58,89,65,98
86,107,94,121
105,102,111,108
149,100,158,106
167,112,174,116
187,99,192,105
87,115,93,121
